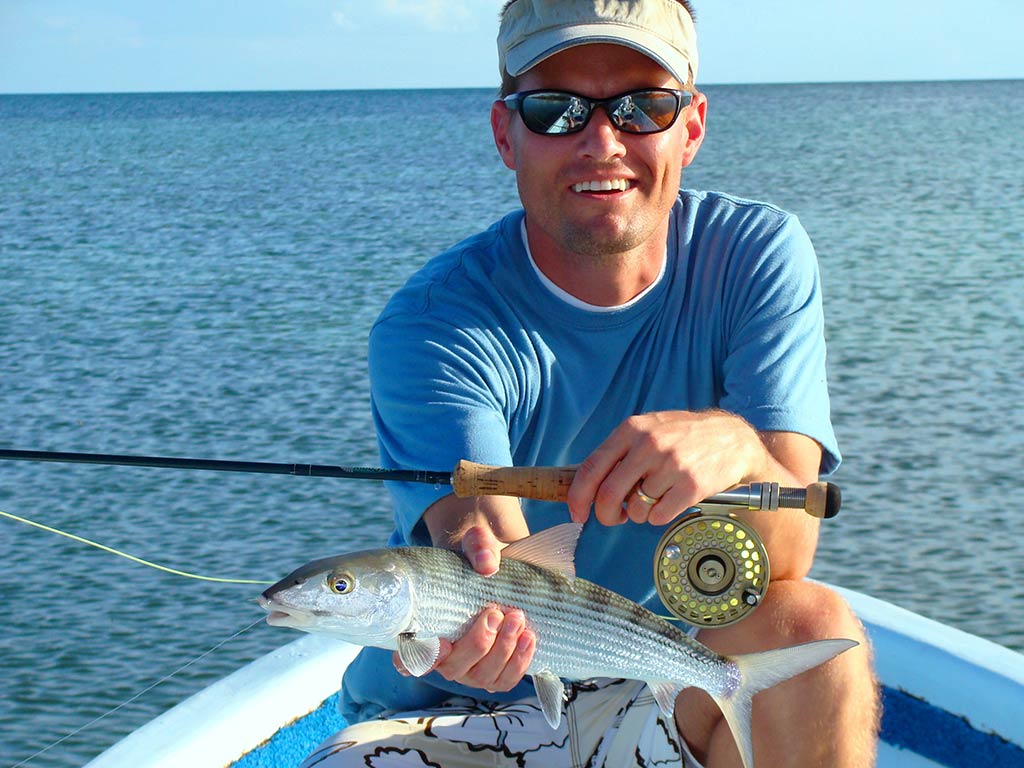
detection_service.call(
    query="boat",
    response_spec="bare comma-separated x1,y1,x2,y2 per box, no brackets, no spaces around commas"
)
84,584,1024,768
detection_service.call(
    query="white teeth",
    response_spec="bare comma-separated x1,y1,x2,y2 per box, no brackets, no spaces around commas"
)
573,179,630,193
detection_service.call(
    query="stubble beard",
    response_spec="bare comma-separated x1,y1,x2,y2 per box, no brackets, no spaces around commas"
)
557,211,656,266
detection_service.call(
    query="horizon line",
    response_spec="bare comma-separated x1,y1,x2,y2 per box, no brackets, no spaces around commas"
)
2,75,1021,99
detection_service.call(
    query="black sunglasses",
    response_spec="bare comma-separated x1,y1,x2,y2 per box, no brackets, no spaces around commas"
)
503,88,692,136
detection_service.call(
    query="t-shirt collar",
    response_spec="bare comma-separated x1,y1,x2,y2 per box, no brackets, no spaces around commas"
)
520,219,667,313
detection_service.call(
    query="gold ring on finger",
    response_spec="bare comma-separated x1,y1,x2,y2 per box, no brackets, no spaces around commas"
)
635,486,661,505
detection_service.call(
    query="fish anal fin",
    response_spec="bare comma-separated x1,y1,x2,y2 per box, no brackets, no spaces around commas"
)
531,669,566,729
397,632,441,677
646,680,684,720
502,522,582,579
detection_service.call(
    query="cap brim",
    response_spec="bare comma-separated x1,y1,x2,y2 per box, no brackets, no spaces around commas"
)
504,24,694,85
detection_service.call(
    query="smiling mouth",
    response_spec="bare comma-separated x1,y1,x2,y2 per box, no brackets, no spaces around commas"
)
573,179,631,193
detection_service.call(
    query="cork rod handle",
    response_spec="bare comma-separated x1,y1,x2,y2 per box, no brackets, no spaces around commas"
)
451,461,841,518
452,460,575,501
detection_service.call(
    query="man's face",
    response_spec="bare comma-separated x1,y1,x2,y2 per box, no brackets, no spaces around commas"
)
492,43,706,264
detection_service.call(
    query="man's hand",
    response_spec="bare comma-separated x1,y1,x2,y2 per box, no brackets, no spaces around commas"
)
566,410,771,526
565,410,824,578
393,498,536,692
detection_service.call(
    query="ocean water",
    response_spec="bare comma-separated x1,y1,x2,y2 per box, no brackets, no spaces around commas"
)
1,81,1022,766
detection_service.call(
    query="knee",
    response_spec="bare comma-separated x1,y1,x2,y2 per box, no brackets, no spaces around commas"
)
696,579,877,683
699,580,872,658
763,580,879,708
764,581,882,749
767,580,868,647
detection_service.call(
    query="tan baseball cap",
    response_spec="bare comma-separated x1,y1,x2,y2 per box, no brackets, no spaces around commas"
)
498,0,699,85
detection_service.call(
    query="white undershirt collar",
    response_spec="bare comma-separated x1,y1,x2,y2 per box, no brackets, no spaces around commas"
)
520,220,666,313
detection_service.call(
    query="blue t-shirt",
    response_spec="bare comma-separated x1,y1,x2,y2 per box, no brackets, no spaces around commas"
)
341,190,840,721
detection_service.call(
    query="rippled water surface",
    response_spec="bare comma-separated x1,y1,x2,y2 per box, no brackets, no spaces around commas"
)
1,81,1022,765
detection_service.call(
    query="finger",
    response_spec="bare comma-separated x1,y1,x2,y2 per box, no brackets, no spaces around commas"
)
567,430,632,522
488,628,535,692
591,453,657,525
593,496,630,526
626,493,653,524
435,609,502,681
465,610,531,691
649,466,707,524
590,429,668,524
573,453,638,526
624,478,668,524
461,525,503,576
646,485,700,526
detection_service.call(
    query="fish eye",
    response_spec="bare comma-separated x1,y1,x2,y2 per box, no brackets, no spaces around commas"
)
328,572,355,595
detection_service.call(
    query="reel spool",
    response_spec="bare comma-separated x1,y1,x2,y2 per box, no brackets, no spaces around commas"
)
653,513,770,628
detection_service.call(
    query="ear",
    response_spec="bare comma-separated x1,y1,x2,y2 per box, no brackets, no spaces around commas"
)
491,99,518,171
679,92,708,168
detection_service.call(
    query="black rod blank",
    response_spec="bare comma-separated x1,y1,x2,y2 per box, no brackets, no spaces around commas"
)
0,449,452,486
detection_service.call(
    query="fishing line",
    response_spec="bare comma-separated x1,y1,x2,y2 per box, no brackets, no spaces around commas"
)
9,616,267,768
0,508,273,585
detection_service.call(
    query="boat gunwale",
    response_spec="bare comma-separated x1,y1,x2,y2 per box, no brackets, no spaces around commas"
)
84,586,1024,768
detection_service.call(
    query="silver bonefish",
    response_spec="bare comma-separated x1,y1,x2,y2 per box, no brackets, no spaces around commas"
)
258,523,856,768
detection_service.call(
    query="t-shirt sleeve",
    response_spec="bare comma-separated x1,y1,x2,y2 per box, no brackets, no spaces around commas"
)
368,311,516,545
717,212,841,476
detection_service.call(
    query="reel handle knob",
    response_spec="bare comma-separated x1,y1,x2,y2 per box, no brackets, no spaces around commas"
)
799,482,842,519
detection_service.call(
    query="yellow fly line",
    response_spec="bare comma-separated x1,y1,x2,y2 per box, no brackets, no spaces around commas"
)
0,508,274,585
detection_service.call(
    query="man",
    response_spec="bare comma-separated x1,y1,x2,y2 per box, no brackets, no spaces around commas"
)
309,1,879,766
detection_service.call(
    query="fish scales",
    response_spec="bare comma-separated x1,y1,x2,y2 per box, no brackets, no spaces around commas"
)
393,546,735,694
260,523,858,768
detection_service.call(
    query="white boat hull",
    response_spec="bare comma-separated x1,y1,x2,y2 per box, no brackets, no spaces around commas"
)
85,587,1024,768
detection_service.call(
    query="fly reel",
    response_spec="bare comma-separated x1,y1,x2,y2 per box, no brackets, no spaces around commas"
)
653,512,769,628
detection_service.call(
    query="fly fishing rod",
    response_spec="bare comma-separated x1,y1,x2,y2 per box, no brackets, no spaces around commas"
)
0,448,840,517
1,447,842,627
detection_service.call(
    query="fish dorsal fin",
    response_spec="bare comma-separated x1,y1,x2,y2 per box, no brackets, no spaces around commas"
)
501,522,582,579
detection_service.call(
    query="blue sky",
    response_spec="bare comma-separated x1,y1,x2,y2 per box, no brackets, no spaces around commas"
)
1,0,1022,94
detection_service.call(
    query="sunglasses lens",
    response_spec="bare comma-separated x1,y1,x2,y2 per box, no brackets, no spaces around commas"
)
612,91,684,133
521,93,589,134
511,90,690,135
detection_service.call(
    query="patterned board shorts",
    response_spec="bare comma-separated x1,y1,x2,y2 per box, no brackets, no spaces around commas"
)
299,678,703,768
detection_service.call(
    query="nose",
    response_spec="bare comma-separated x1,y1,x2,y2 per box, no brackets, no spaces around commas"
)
577,108,627,161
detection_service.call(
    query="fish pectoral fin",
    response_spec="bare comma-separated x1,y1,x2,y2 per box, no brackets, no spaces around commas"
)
531,670,566,729
397,633,441,677
646,681,684,719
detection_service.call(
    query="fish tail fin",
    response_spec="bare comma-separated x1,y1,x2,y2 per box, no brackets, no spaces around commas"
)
710,638,857,768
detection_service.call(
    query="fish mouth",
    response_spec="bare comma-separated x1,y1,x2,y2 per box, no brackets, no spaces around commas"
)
257,595,311,627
